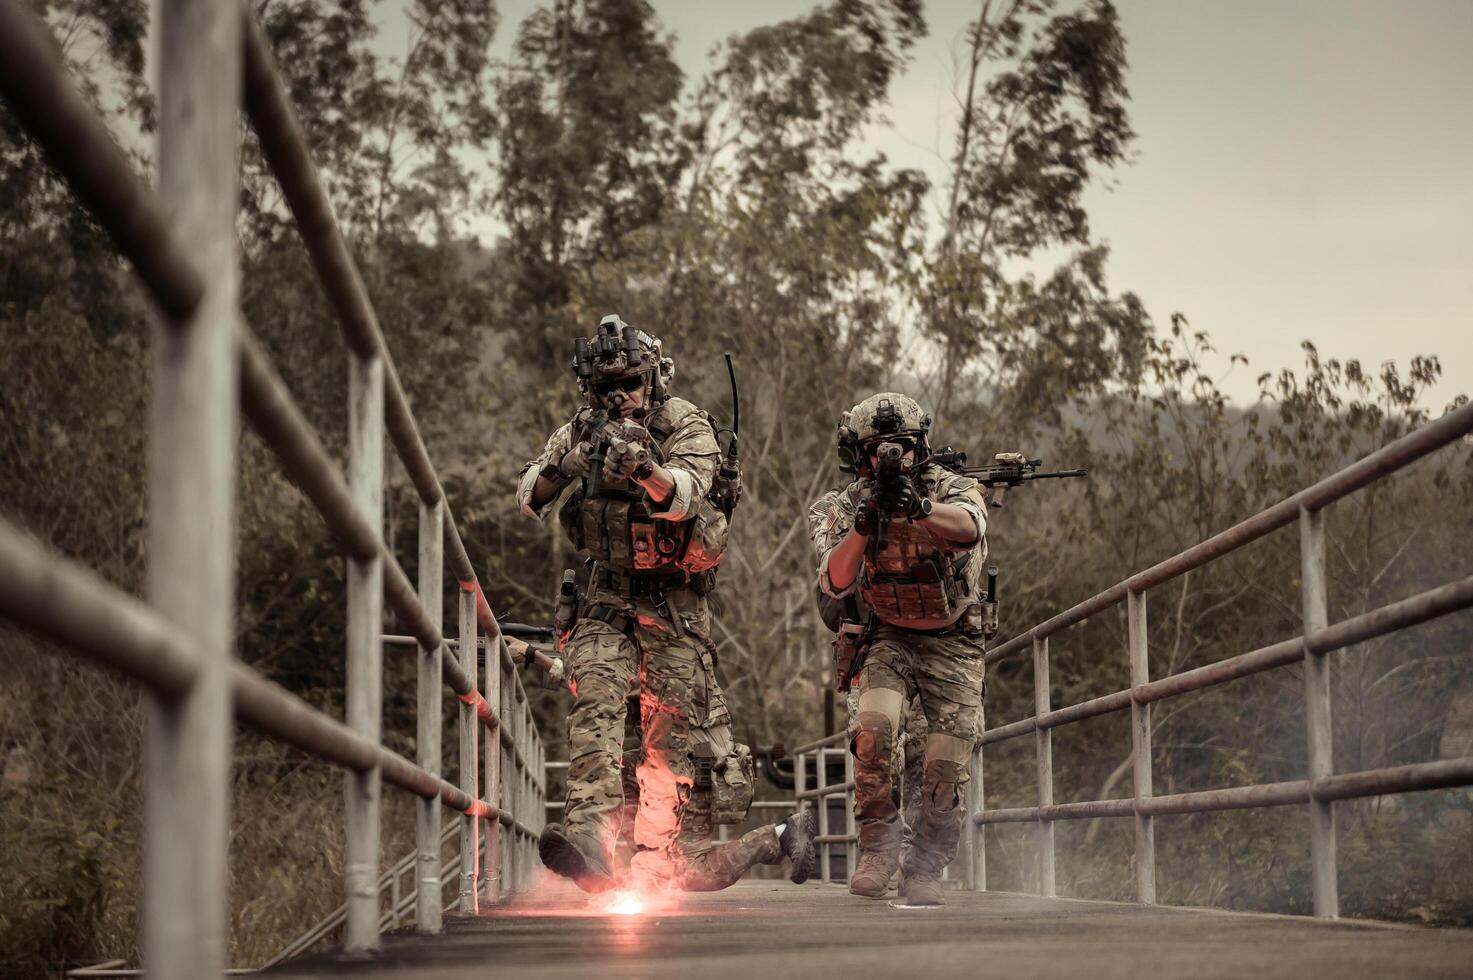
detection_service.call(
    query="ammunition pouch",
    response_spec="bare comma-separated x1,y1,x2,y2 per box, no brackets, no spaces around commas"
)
598,566,717,598
558,397,731,575
695,743,754,825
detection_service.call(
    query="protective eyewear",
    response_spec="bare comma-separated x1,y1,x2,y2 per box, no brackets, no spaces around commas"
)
593,375,645,396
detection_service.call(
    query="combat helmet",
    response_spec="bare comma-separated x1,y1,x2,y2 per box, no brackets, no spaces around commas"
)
572,314,675,407
836,392,932,474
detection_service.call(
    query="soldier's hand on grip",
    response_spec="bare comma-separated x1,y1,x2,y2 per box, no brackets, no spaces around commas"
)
878,476,924,520
557,441,594,479
602,437,650,481
854,493,883,537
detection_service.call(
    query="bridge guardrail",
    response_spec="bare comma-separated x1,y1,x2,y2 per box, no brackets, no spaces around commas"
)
0,4,546,977
967,398,1473,917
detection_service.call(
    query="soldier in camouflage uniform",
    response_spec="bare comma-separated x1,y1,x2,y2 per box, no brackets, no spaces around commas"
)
807,393,988,906
518,314,816,894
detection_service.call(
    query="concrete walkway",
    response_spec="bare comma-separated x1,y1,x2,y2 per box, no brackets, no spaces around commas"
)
266,878,1473,979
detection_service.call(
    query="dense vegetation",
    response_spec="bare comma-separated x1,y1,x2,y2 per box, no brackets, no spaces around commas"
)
1,1,1468,975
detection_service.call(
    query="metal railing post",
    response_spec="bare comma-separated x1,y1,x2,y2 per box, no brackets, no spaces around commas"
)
144,1,239,974
1301,506,1339,917
416,501,444,932
1032,636,1056,896
844,747,857,881
795,749,808,869
457,591,479,914
817,747,831,883
344,350,384,950
1127,590,1156,904
537,733,547,837
523,700,535,885
482,641,502,904
964,743,984,890
502,661,519,894
513,697,525,891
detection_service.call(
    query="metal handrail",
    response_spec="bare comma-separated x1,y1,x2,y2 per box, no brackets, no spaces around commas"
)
0,5,548,977
969,399,1473,917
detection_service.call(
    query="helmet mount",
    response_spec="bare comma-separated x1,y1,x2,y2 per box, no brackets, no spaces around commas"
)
836,392,933,475
571,314,673,410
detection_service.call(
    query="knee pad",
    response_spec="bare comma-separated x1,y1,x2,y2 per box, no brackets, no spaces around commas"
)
921,759,968,814
853,711,894,766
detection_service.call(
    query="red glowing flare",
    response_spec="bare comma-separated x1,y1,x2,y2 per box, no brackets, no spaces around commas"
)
605,891,645,916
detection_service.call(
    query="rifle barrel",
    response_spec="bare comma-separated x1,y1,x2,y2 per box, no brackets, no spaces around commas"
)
1028,469,1088,480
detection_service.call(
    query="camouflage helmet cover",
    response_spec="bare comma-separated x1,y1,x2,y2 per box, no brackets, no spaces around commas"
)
836,392,932,473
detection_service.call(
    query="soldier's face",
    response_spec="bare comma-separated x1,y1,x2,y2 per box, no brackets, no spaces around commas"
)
593,374,647,417
620,383,646,417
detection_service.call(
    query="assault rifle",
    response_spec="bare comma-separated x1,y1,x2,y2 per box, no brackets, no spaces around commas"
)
928,449,1087,508
869,440,908,550
498,621,567,690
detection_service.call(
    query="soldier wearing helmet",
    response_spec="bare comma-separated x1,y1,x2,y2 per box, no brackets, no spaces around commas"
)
517,314,816,896
806,393,988,906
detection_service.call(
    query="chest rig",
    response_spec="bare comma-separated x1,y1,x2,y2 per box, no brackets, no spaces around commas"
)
859,482,972,624
558,399,729,575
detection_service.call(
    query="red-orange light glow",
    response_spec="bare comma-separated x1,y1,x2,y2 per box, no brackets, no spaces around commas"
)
605,891,644,916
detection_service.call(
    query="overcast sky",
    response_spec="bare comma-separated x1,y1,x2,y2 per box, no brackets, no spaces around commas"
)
431,1,1473,410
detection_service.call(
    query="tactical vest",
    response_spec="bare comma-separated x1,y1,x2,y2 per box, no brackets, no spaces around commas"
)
860,507,973,625
558,399,729,575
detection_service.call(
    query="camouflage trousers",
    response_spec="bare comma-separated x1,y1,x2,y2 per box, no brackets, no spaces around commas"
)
563,587,779,889
846,689,928,854
614,707,781,890
851,623,985,878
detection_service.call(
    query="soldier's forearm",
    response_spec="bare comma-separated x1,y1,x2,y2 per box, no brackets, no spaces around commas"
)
826,529,868,591
633,462,676,508
918,501,979,543
529,473,567,510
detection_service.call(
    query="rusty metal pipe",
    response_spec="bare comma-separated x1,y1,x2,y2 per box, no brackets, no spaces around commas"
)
987,400,1473,664
0,517,199,699
975,807,1041,825
1137,780,1310,817
1041,798,1136,821
1135,637,1303,705
242,15,531,716
1312,757,1473,802
0,2,203,322
1037,688,1133,730
979,716,1037,746
1308,574,1473,657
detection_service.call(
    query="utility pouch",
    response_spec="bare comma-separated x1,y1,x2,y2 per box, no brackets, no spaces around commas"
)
711,743,755,824
833,621,867,693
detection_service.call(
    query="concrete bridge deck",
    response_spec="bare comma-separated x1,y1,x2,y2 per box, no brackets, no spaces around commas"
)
266,879,1473,980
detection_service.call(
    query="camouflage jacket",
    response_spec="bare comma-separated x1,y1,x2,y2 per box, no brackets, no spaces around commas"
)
807,463,989,619
516,396,721,524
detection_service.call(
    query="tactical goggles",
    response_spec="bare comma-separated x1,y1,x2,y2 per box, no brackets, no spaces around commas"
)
592,375,646,396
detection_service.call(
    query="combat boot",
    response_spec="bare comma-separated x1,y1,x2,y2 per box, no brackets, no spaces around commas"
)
848,849,899,898
538,823,615,893
900,872,943,906
777,808,819,884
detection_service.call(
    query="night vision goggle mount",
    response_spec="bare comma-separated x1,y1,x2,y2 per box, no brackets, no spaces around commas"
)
573,314,670,408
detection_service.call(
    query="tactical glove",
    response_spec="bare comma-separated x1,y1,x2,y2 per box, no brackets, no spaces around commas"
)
877,476,924,520
854,493,883,537
602,437,651,482
557,441,594,479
